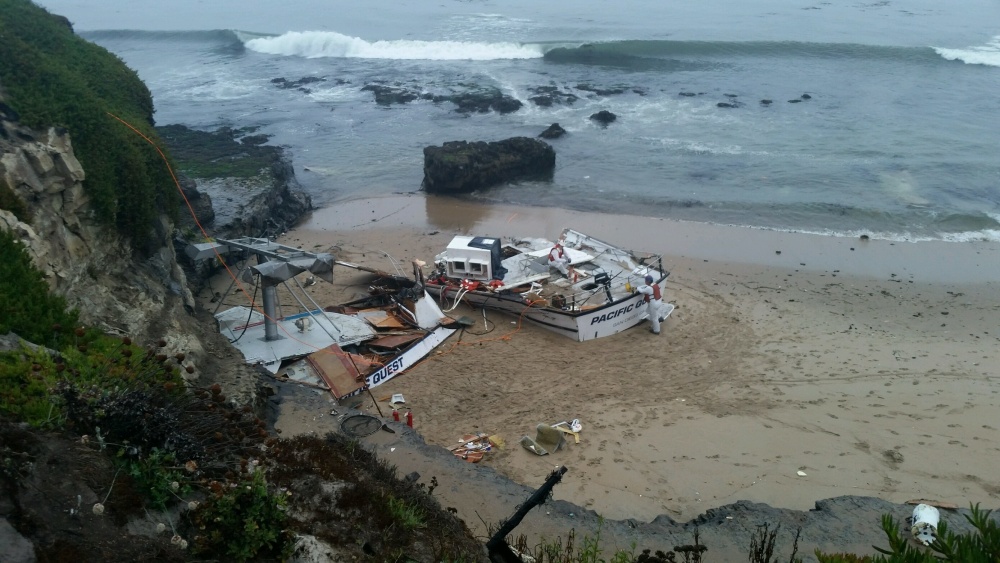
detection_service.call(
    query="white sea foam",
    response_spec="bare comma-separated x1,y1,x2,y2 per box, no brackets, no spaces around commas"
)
933,35,1000,67
729,224,1000,244
307,85,365,103
244,31,544,60
939,229,1000,243
161,71,258,102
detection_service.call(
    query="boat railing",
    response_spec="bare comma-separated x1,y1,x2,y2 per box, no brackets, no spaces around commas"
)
540,256,666,311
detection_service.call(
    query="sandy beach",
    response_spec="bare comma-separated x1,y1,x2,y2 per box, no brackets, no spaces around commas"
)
202,194,1000,552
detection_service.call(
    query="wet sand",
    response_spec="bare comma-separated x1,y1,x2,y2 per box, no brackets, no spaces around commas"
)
208,193,1000,548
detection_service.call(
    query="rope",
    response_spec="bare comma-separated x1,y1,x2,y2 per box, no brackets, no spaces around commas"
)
106,112,358,361
443,287,469,313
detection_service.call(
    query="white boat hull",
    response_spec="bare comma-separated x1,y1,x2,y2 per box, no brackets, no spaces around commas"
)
361,324,456,390
427,282,673,342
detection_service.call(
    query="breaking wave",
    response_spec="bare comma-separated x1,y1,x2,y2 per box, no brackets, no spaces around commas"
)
89,30,995,68
243,31,546,60
933,35,1000,67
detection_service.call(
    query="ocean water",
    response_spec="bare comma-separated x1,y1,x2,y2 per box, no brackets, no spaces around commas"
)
36,0,1000,242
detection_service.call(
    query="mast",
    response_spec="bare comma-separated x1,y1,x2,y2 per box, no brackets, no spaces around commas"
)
186,237,335,341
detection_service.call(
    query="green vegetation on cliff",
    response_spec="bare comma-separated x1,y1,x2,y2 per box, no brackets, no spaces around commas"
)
0,178,32,222
0,0,178,245
0,229,78,349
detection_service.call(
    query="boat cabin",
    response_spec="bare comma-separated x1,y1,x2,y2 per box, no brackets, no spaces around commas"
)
440,236,507,281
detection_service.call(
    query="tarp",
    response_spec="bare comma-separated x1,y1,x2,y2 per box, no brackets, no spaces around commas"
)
253,255,334,284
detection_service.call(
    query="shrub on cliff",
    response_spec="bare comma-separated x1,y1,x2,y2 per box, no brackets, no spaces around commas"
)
0,178,32,222
0,0,178,247
0,229,78,348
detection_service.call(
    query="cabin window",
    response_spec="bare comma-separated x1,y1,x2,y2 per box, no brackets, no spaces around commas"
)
450,260,467,273
470,261,485,274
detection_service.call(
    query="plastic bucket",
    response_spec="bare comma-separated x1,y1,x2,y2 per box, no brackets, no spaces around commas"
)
911,504,940,545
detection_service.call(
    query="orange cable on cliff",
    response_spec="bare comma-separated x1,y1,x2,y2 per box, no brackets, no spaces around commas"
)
105,112,479,378
103,112,252,295
107,112,529,388
105,112,332,352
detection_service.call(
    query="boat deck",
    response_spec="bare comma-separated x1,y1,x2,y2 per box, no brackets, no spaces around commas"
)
216,307,375,373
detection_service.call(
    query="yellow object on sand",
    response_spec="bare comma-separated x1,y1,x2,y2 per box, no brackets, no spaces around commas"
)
554,426,581,444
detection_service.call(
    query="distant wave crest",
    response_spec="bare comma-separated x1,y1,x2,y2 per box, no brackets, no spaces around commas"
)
84,28,245,45
243,31,545,60
933,35,1000,67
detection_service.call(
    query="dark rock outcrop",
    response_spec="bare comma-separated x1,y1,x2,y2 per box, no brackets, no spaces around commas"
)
528,85,579,107
718,94,745,109
360,83,523,114
440,88,523,114
422,137,555,194
156,125,311,239
362,83,420,106
539,123,567,139
156,125,312,288
590,110,617,126
176,175,215,229
219,157,310,238
576,83,628,96
271,76,329,94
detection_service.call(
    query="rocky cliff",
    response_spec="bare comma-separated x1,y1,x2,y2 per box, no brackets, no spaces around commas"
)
0,111,194,338
0,108,310,405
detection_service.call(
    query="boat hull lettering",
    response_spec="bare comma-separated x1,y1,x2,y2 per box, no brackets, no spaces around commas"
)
369,357,405,386
591,303,635,325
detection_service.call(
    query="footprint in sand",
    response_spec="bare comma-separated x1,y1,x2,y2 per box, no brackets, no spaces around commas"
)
882,449,904,464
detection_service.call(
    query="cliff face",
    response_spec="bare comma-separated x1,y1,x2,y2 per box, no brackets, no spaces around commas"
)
0,109,264,403
0,113,196,332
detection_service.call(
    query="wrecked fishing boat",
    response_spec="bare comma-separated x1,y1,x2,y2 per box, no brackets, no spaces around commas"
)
425,228,673,342
188,237,458,401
